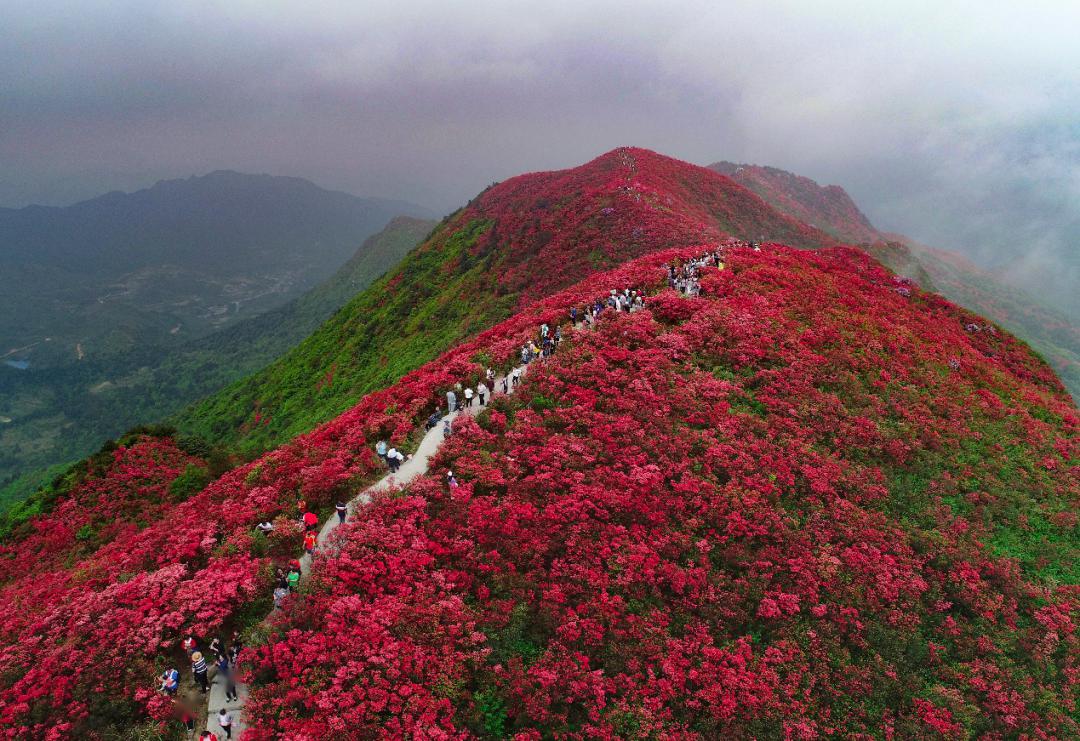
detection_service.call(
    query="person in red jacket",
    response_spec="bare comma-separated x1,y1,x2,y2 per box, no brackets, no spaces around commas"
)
303,530,317,554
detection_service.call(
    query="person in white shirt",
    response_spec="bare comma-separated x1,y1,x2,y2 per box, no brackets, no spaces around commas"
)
477,382,489,406
463,387,475,407
218,708,233,739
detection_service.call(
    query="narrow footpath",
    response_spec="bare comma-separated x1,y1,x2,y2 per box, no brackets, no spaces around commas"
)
203,363,529,738
198,247,723,737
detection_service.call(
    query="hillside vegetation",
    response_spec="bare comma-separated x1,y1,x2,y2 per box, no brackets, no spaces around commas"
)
711,159,1080,400
0,216,432,505
0,241,1074,738
175,148,841,456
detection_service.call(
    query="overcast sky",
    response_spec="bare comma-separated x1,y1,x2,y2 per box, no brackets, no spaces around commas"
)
2,0,1077,303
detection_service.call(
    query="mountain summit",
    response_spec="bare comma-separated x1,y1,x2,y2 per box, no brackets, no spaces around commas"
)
176,147,844,454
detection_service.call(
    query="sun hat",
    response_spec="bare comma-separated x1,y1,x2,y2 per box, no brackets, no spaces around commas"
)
191,651,203,662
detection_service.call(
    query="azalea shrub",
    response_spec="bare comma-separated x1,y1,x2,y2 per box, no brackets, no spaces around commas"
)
241,245,1078,738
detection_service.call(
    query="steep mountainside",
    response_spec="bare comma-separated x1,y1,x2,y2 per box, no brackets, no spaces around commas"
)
0,217,434,505
0,241,1074,738
709,161,879,243
175,148,841,455
710,160,1080,400
0,171,431,369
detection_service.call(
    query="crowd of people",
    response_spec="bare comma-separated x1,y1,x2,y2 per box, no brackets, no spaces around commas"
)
160,630,243,738
668,249,725,296
158,246,730,737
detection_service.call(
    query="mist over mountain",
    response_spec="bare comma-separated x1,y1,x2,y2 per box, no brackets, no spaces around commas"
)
709,159,1080,400
0,216,433,504
0,171,432,369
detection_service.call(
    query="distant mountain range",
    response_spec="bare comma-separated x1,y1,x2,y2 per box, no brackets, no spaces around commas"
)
0,170,432,368
0,168,433,496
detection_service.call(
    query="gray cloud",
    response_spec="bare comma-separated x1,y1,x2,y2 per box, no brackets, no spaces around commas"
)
1,0,1077,309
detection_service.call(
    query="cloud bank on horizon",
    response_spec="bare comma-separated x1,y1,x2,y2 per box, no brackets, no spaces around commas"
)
1,0,1077,307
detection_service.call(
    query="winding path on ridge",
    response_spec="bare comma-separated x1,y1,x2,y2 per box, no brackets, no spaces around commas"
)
200,251,717,737
203,363,531,737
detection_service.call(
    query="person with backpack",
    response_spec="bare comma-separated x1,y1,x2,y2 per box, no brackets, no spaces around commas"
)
477,382,489,406
191,651,209,693
335,501,347,523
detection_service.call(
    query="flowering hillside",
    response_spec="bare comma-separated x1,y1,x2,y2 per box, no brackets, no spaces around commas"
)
0,151,1076,738
709,158,1080,401
237,246,1072,738
175,148,839,457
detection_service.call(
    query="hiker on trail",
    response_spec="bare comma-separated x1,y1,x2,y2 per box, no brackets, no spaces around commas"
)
570,306,577,323
486,367,495,383
335,501,347,523
287,569,300,592
477,382,489,406
304,530,317,555
425,409,441,430
191,651,209,693
541,323,549,339
554,326,562,345
217,655,238,702
208,637,223,663
229,632,242,658
443,418,453,438
501,375,509,394
273,585,288,609
464,387,474,407
447,389,457,413
160,667,180,695
512,367,522,386
275,568,288,589
521,345,530,365
376,439,389,466
303,511,318,532
218,708,234,739
181,634,197,656
387,447,403,472
447,471,459,488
